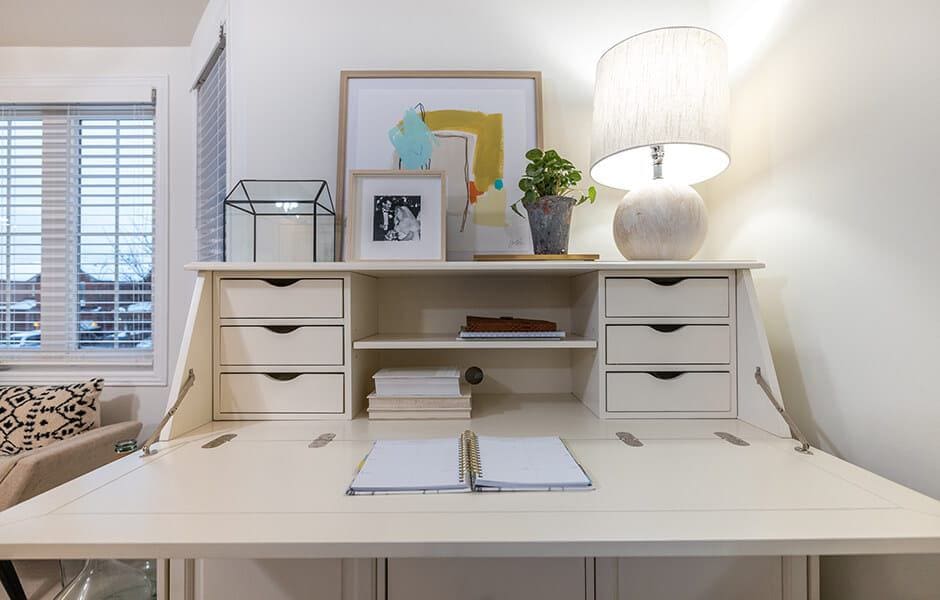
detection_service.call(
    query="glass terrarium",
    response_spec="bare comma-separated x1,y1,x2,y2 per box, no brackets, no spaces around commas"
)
224,179,336,262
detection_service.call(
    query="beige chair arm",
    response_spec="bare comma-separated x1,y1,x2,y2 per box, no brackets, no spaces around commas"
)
0,421,143,511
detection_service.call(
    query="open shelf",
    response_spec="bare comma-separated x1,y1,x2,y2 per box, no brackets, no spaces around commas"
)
352,332,598,350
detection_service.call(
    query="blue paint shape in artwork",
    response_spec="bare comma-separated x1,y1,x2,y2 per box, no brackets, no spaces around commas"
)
388,108,436,169
494,178,504,190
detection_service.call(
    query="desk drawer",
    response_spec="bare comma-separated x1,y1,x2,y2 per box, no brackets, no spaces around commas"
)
605,277,729,318
220,326,344,366
606,325,730,365
606,371,731,413
220,373,344,414
219,278,343,319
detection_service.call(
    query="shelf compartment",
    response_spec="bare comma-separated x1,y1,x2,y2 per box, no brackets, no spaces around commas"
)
352,333,597,350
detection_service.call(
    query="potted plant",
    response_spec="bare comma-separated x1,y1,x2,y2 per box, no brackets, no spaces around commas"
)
512,148,596,255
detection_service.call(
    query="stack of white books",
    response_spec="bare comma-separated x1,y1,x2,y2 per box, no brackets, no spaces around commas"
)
368,367,471,420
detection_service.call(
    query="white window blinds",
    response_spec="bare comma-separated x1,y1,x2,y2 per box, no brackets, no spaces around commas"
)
0,102,156,365
196,47,226,261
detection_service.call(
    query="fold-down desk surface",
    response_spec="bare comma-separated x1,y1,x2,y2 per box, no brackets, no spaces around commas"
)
1,395,938,559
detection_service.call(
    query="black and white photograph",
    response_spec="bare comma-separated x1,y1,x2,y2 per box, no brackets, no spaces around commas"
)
372,195,421,242
347,170,446,261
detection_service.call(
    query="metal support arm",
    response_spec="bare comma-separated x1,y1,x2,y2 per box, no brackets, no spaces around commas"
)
754,367,812,454
140,369,196,456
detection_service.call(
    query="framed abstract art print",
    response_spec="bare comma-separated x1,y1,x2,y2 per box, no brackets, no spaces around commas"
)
338,71,543,260
346,170,446,262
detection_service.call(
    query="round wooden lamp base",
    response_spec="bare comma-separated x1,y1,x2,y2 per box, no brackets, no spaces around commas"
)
612,179,708,260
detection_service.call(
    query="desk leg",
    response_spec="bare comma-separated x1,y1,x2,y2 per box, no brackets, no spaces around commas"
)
163,559,194,600
783,556,819,600
0,560,27,600
374,559,387,600
584,558,596,600
341,559,378,600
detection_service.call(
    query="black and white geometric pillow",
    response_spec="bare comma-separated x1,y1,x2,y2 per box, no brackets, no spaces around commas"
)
0,379,102,456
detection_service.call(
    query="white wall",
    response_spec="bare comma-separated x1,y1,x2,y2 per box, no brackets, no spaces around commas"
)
0,47,196,439
703,0,940,596
220,0,711,260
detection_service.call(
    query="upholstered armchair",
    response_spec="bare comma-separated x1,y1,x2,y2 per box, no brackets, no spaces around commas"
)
0,379,142,600
0,420,142,512
0,420,143,600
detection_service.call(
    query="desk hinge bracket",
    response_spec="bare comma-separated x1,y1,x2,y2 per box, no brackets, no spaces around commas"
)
714,431,749,446
615,432,643,447
309,433,336,448
755,367,812,454
141,369,196,456
202,433,237,449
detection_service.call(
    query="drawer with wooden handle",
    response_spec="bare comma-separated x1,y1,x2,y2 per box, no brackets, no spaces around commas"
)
219,373,344,414
606,371,731,413
606,324,731,365
220,325,344,366
218,278,343,319
605,277,729,318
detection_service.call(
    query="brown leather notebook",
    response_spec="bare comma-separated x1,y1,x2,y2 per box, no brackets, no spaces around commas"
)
464,315,558,333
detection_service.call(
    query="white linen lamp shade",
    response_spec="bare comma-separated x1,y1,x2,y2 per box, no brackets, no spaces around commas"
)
590,27,730,259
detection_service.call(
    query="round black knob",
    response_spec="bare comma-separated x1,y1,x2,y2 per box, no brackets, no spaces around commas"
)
465,366,485,385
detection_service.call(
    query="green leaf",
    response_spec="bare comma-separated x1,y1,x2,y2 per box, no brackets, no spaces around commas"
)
525,148,544,161
518,147,594,209
511,201,526,218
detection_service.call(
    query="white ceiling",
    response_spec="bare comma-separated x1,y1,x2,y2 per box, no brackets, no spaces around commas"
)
0,0,210,46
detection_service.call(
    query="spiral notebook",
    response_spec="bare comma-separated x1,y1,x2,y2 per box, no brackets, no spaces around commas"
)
346,431,593,495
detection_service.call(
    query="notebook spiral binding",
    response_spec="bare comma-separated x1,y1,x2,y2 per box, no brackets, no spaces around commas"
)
458,433,467,482
459,430,483,483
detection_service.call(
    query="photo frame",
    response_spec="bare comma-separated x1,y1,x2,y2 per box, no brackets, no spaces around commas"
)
337,71,543,260
346,170,446,261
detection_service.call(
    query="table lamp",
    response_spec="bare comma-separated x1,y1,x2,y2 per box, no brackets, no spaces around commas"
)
590,26,730,260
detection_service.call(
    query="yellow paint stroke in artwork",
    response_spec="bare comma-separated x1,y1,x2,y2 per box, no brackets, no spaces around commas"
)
424,110,503,191
424,110,505,226
473,187,507,228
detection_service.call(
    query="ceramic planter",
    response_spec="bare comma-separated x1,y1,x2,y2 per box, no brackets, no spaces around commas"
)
525,195,576,255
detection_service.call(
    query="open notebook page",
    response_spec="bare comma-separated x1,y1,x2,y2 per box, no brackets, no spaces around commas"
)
474,436,592,491
348,437,469,494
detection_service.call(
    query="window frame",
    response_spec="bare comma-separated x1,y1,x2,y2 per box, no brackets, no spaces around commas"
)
0,76,169,386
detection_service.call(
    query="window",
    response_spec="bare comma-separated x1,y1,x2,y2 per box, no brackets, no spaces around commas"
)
196,45,227,261
0,102,157,369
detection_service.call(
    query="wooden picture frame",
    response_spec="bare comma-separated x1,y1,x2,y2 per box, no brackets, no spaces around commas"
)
336,71,543,260
346,170,447,262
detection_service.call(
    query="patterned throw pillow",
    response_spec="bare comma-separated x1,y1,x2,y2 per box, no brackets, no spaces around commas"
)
0,379,102,456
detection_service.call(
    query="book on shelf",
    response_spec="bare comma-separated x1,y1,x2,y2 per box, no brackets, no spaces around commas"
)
347,431,593,495
372,367,462,397
367,383,471,410
457,329,566,340
463,315,557,332
367,408,472,420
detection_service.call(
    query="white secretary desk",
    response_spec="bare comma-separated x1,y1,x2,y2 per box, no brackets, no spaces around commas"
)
1,260,939,600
